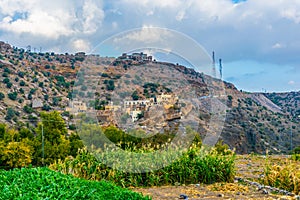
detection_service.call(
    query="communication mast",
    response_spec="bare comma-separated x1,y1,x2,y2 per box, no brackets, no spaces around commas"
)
212,51,216,77
219,58,223,79
26,45,31,52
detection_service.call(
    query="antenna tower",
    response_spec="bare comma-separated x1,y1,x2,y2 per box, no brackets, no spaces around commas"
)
26,45,31,52
219,59,223,79
212,51,216,77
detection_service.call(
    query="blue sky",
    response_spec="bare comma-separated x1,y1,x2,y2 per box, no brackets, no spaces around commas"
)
0,0,300,92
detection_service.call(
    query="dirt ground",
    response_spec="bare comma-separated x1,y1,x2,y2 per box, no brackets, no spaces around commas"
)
132,155,299,200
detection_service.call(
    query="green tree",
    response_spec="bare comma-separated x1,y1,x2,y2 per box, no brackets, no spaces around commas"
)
131,91,139,100
5,108,16,121
0,124,5,139
33,111,70,165
3,77,10,83
2,141,33,168
8,92,18,101
0,92,4,100
19,80,25,86
69,133,84,157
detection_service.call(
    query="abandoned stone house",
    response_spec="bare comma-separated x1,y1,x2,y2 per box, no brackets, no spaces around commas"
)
118,52,153,62
65,100,87,114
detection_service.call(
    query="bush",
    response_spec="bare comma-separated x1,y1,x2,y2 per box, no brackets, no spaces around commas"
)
5,108,16,121
17,71,24,78
6,82,12,88
3,77,10,84
0,92,4,100
262,159,300,194
8,92,18,101
4,67,11,74
19,80,25,86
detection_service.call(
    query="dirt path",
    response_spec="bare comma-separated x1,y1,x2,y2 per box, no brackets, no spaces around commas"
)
133,155,298,200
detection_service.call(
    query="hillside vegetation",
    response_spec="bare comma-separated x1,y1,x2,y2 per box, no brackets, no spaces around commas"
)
0,41,299,154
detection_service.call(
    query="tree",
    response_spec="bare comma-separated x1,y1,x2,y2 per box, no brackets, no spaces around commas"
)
69,133,84,157
227,95,233,107
106,80,115,91
17,71,24,78
33,111,70,165
19,80,25,86
5,108,16,121
131,91,139,100
0,92,4,100
2,141,33,168
3,77,10,83
0,123,6,139
6,82,12,88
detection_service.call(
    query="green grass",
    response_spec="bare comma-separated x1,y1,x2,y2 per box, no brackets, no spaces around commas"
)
0,167,150,200
51,143,236,187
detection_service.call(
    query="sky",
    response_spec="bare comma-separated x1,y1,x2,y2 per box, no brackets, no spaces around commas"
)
0,0,299,92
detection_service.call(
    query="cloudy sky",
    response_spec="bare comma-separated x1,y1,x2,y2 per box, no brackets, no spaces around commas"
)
0,0,299,92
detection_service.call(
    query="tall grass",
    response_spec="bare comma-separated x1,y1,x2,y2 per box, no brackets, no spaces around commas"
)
262,156,300,195
50,143,235,187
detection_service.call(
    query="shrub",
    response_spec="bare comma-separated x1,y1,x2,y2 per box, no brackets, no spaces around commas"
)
262,156,300,194
6,82,12,88
19,80,25,86
4,67,11,74
8,92,18,101
17,71,24,78
5,108,16,121
3,77,10,84
0,92,4,100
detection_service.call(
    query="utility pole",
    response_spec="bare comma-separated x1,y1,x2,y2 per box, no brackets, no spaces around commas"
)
290,125,293,151
42,124,44,166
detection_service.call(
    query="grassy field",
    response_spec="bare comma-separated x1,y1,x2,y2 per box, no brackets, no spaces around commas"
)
0,167,150,200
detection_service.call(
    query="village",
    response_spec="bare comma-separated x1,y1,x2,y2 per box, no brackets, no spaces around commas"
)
66,92,182,128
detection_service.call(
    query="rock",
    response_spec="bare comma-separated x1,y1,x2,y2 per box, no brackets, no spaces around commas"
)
217,194,224,198
279,197,289,200
262,189,269,194
179,194,188,199
195,184,200,187
265,186,271,190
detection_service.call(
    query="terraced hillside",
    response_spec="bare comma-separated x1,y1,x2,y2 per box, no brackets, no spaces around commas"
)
0,41,299,154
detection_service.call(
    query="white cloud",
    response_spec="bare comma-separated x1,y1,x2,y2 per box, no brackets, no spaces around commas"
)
176,10,186,21
0,9,75,39
112,22,118,29
288,80,295,85
272,43,285,49
121,0,182,9
72,39,91,52
82,0,105,34
113,25,172,44
0,0,105,41
281,8,300,24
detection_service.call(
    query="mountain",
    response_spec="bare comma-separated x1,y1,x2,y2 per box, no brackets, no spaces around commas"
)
0,41,299,154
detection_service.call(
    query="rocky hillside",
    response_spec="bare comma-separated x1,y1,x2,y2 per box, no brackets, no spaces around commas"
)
0,41,299,154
